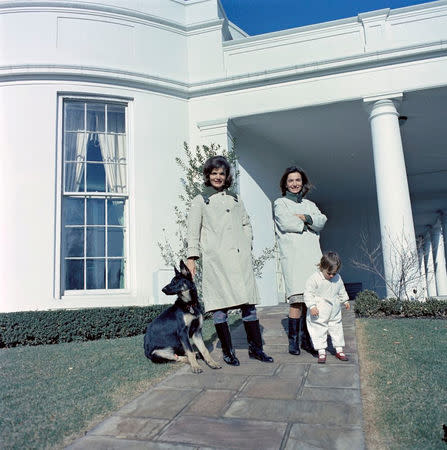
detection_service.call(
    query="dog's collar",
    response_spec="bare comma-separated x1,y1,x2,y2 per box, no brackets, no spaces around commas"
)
201,186,238,204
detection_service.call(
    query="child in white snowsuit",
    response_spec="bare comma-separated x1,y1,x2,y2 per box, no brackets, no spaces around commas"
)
304,252,350,364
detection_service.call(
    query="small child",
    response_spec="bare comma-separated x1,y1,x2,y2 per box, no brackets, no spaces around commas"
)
304,251,350,364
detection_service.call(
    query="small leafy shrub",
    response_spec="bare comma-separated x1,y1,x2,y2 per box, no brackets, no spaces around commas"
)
380,298,402,316
354,290,382,317
354,290,447,318
0,305,169,348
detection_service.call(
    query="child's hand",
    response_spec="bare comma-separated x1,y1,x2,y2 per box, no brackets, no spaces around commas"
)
310,306,319,316
345,302,350,310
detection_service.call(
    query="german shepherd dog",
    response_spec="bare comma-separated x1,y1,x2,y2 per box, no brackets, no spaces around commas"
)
144,260,221,373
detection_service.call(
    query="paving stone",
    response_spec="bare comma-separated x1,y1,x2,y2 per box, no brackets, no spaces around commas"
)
117,388,200,419
157,415,287,449
199,361,277,376
224,397,362,426
66,435,196,449
160,372,248,390
183,389,235,417
306,365,360,388
285,423,365,450
300,387,361,404
276,363,308,379
87,416,168,440
240,376,300,399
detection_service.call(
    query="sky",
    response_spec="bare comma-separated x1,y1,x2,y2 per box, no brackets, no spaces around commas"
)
220,0,436,35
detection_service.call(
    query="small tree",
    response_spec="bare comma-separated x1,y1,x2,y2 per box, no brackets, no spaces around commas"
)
158,142,274,297
351,230,428,301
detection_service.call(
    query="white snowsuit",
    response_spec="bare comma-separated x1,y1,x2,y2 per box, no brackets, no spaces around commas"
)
304,271,349,350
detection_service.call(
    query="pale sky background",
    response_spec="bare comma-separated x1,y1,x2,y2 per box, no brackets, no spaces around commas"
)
220,0,435,35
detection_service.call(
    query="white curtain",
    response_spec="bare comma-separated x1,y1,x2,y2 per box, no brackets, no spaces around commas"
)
65,132,87,192
97,134,126,193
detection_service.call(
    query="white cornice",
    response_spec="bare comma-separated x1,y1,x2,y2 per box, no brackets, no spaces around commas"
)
0,1,223,35
2,39,447,98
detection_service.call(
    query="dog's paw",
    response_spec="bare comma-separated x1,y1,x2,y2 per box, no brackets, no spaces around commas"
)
207,360,222,369
190,365,203,374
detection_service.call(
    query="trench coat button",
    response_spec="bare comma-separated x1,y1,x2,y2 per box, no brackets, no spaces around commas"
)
237,249,240,252
226,209,230,212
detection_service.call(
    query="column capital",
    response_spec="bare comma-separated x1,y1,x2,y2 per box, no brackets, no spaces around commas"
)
363,93,403,118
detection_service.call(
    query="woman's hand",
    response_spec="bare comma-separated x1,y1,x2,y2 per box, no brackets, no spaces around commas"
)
295,214,307,222
310,306,319,316
186,258,197,278
345,302,351,310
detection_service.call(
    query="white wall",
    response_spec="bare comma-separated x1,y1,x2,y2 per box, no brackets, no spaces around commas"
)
0,82,189,312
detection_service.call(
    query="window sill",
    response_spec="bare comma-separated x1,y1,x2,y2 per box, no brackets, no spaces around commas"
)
63,289,131,297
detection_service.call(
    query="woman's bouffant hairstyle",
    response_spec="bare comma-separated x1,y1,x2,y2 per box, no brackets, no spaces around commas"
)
203,155,233,188
318,251,342,273
279,166,312,197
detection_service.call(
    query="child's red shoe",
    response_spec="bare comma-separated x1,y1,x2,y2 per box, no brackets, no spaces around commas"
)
335,352,349,361
318,354,326,364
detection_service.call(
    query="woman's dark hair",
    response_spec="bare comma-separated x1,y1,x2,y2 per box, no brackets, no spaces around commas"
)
319,252,342,273
203,155,233,188
279,166,312,197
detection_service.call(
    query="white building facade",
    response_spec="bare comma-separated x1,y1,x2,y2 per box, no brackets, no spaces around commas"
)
1,0,447,312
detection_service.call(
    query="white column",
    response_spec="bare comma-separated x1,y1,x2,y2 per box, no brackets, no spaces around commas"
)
424,228,437,297
417,235,428,298
431,215,447,295
365,95,420,299
442,211,447,267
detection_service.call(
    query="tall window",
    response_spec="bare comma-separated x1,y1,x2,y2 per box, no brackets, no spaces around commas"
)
62,100,128,292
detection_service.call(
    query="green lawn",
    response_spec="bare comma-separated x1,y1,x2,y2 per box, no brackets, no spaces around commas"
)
357,318,447,450
0,318,238,449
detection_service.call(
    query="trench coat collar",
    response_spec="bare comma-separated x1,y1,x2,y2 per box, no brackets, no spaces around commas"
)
201,185,238,204
285,190,303,203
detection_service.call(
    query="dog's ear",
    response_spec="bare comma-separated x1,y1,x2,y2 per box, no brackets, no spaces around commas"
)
180,260,192,280
174,265,180,276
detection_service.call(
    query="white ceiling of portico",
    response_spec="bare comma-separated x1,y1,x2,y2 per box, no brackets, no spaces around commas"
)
233,86,447,236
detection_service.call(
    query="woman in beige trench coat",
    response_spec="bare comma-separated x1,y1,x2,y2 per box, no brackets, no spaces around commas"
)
186,156,273,366
273,166,327,356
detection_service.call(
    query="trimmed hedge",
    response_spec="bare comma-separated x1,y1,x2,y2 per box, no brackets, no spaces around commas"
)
0,305,169,348
354,290,447,318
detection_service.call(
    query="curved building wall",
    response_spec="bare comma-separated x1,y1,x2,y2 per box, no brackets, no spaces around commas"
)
0,0,200,312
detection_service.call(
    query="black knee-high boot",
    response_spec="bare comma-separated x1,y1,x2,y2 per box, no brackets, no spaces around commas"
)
288,317,301,355
243,320,274,363
214,322,240,366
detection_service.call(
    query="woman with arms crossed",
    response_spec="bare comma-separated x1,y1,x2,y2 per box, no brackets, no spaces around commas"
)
273,166,327,356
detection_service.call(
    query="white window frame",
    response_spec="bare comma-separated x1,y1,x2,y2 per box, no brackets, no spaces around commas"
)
55,94,133,299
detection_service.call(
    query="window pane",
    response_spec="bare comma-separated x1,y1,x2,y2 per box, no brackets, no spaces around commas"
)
107,199,125,225
65,228,84,257
108,229,125,257
64,198,84,225
107,105,125,133
65,259,84,290
108,259,125,289
64,132,86,162
86,137,103,162
65,102,84,131
87,227,105,257
105,164,127,193
87,198,105,225
86,163,106,192
86,259,105,289
65,162,85,192
87,103,105,132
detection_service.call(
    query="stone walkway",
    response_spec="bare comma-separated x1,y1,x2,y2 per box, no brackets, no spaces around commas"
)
67,304,365,449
